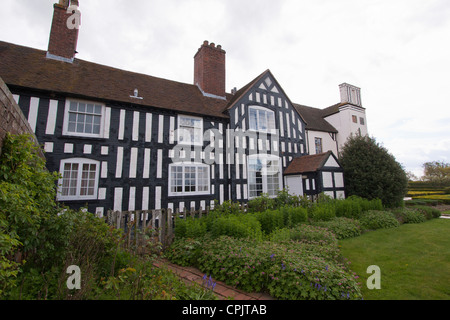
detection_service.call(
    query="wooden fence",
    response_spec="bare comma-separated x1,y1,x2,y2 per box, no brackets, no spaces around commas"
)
105,206,224,251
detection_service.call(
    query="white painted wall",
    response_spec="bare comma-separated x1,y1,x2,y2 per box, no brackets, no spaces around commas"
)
324,105,367,152
306,130,338,155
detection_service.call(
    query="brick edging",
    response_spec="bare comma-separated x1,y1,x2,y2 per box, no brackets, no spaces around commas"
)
153,258,274,300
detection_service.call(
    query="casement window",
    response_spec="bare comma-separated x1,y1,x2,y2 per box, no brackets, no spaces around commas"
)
352,115,358,123
177,115,203,146
168,163,210,196
248,154,282,198
249,106,276,133
58,158,100,200
360,117,365,125
63,100,105,138
315,137,323,154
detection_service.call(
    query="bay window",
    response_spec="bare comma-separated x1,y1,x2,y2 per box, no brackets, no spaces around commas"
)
248,154,282,198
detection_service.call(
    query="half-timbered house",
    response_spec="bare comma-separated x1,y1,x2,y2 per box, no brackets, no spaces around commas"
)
0,1,369,215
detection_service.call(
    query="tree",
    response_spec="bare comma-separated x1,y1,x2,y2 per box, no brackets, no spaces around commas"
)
339,135,408,208
422,161,450,184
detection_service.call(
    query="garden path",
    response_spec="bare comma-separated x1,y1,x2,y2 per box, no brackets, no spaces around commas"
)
153,259,274,300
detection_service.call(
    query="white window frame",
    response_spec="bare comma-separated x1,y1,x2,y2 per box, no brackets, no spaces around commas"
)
57,158,100,201
247,154,283,199
177,114,203,146
168,162,210,196
248,105,276,133
62,99,106,138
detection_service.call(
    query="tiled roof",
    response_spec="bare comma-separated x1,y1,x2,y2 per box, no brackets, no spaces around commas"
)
0,40,342,128
293,104,338,133
284,151,334,175
0,41,231,119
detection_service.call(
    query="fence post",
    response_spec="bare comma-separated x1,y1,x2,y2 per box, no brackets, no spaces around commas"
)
160,209,167,249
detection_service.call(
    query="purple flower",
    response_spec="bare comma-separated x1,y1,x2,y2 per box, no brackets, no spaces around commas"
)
270,254,275,259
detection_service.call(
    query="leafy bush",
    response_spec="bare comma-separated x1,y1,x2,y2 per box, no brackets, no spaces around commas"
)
247,193,275,213
444,187,450,195
312,217,362,240
308,202,335,221
195,236,362,300
210,200,244,216
340,135,408,208
270,224,338,247
210,214,262,240
412,206,441,220
173,217,207,239
359,210,400,231
280,206,309,227
164,238,203,267
253,209,284,235
392,208,427,224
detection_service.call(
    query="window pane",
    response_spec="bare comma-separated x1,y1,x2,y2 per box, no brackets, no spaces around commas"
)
258,110,267,130
86,104,94,114
267,112,275,131
69,101,78,111
249,108,257,130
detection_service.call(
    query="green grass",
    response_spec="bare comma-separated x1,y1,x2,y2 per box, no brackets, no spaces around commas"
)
339,219,450,300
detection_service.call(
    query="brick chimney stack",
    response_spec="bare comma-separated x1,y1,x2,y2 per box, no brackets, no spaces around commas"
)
47,0,80,62
194,41,226,99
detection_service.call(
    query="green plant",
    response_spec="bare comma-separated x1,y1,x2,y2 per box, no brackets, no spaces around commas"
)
308,202,335,221
392,208,427,224
194,236,361,300
359,210,400,231
173,217,207,239
339,135,408,208
247,193,275,213
210,214,262,240
270,224,338,247
312,217,362,240
165,238,203,267
412,205,441,220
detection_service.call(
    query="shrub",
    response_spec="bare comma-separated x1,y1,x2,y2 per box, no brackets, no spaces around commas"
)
270,224,337,247
210,214,262,240
165,238,203,267
247,194,275,213
340,135,408,208
210,200,244,216
280,206,308,227
334,196,383,220
312,217,362,240
273,189,301,209
412,205,441,220
444,187,450,195
173,217,207,239
195,236,362,300
359,210,400,231
392,208,427,224
253,209,284,235
308,203,335,221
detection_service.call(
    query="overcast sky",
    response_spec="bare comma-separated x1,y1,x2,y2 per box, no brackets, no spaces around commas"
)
1,0,449,177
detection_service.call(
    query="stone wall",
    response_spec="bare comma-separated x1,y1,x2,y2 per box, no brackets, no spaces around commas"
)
0,76,41,156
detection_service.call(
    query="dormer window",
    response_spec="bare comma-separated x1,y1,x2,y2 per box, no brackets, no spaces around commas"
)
249,106,276,133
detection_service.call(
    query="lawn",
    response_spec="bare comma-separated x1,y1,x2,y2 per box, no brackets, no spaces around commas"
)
339,218,450,300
